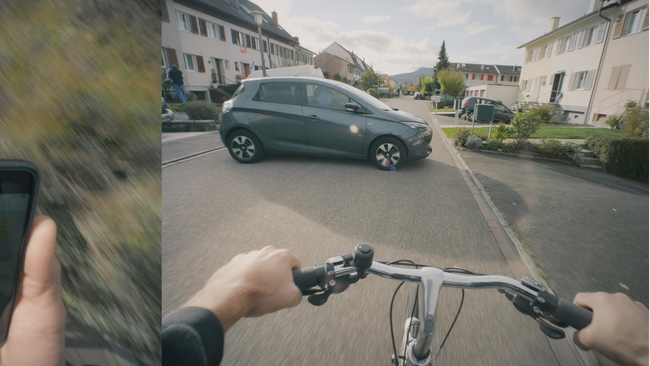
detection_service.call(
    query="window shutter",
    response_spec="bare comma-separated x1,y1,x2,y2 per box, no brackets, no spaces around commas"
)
612,14,625,39
166,48,179,68
556,39,563,54
219,25,226,41
568,32,577,51
189,15,199,34
199,19,207,36
583,70,596,90
546,42,553,57
595,22,606,43
196,56,205,73
161,0,170,22
642,10,649,31
608,66,621,89
567,72,576,90
616,65,631,89
576,29,586,49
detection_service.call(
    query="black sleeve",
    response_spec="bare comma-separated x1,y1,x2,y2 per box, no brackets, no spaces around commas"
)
162,307,224,366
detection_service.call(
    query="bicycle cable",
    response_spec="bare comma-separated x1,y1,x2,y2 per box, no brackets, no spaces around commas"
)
385,261,471,365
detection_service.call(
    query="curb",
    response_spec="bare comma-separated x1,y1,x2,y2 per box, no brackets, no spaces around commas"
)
426,105,598,366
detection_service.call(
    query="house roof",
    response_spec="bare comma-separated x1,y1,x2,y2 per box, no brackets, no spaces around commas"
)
450,62,521,75
175,0,298,45
517,1,620,49
323,41,371,71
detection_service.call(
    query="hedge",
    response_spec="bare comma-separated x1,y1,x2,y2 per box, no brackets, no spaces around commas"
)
585,135,649,181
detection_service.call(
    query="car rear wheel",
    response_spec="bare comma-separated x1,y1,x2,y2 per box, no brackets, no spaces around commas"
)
370,137,406,171
227,130,264,163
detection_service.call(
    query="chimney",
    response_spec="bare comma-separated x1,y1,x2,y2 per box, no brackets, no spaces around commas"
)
550,17,560,31
272,11,278,25
588,0,601,12
294,36,299,44
481,65,485,71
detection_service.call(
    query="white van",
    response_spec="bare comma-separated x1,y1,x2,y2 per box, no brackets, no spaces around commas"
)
246,65,324,79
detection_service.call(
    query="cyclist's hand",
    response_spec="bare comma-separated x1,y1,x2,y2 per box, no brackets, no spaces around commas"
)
0,216,66,366
184,246,302,332
573,292,649,366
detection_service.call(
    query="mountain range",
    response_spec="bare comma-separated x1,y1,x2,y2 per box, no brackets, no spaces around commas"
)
389,67,434,84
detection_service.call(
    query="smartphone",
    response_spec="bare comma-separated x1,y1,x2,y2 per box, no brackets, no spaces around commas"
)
0,160,39,345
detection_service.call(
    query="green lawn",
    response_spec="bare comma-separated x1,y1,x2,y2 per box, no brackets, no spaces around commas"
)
429,109,456,113
441,126,623,139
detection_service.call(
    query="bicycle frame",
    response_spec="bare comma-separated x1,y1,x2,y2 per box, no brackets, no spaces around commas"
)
328,261,540,365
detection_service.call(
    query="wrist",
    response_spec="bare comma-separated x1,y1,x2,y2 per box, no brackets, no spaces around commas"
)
183,284,253,333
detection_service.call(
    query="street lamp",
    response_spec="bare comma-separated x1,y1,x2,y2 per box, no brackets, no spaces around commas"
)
250,11,267,77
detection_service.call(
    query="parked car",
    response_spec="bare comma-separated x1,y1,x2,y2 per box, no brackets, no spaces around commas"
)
414,92,424,100
162,97,174,123
219,77,432,170
458,97,516,123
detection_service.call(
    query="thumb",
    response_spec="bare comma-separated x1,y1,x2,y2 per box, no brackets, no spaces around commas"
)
573,330,590,351
21,216,61,299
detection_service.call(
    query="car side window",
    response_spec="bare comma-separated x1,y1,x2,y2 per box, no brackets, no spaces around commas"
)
305,83,355,111
253,82,300,105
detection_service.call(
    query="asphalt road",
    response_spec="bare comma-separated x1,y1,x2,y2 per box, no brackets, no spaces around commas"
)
162,95,561,365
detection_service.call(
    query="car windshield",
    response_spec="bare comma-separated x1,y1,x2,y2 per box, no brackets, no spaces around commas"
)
334,82,393,111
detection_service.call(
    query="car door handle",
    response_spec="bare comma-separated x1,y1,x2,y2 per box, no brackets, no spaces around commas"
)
309,115,320,120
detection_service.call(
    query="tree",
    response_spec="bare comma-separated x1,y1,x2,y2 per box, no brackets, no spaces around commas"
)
433,41,450,90
418,76,434,95
437,68,465,101
357,68,382,91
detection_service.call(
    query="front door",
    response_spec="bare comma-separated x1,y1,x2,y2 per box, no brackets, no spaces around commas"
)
212,58,224,84
301,83,367,156
242,63,251,77
550,72,565,103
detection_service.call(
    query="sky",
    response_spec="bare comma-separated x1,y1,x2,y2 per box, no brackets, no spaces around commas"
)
252,0,594,75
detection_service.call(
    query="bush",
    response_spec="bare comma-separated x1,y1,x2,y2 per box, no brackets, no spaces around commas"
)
563,142,581,155
433,101,446,108
586,134,649,181
511,110,542,143
501,141,520,153
465,136,484,150
492,122,512,141
485,138,503,151
536,138,568,160
454,128,471,148
620,106,648,136
367,88,377,96
475,134,488,141
528,104,557,124
184,101,221,120
169,104,187,113
606,115,622,130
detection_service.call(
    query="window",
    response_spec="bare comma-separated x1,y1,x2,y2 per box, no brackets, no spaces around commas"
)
253,82,300,105
513,76,518,82
207,22,217,39
622,7,647,36
231,29,238,44
263,40,267,53
545,42,553,57
225,60,229,70
501,75,505,81
487,75,494,81
575,71,586,89
234,62,239,71
587,26,597,46
245,34,251,48
252,37,259,50
563,36,571,52
305,83,354,111
556,38,563,55
176,11,188,31
231,30,246,46
466,73,469,79
608,65,632,90
568,32,578,51
526,49,533,63
184,54,195,71
569,70,595,90
219,25,226,41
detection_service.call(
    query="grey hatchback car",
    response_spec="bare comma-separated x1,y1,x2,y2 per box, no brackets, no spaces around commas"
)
219,77,432,170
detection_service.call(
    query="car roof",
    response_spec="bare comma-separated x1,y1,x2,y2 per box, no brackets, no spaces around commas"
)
242,76,343,86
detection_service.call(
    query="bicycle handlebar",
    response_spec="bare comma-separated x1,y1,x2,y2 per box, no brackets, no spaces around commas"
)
292,246,593,332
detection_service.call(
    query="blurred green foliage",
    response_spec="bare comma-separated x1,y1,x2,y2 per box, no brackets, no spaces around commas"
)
0,0,161,364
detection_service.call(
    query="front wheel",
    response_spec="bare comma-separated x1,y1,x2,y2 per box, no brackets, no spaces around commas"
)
370,137,406,171
227,130,264,163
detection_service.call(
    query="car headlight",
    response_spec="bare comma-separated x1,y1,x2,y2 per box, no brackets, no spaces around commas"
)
222,100,233,113
401,122,428,130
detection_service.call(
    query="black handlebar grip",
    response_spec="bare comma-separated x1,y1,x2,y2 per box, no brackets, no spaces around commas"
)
292,266,326,292
552,297,593,330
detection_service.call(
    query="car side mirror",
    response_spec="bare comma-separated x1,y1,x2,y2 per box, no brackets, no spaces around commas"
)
345,103,360,112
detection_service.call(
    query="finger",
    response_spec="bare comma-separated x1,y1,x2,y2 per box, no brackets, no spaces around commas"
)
22,216,60,296
634,301,648,312
573,330,590,351
573,292,599,310
277,249,301,271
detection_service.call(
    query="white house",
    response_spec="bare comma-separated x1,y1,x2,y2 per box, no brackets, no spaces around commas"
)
161,0,315,102
517,0,648,124
314,42,372,83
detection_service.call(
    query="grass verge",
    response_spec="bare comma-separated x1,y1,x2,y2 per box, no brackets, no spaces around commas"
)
442,126,623,139
429,109,456,113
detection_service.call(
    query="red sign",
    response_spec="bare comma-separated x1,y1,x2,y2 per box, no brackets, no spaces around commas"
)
240,47,247,53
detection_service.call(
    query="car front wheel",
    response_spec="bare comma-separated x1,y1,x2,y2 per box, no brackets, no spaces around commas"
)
370,137,406,171
227,130,264,163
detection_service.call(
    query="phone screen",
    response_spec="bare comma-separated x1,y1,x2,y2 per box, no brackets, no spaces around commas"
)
0,168,37,342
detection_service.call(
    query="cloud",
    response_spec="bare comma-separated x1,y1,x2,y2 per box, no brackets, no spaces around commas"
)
402,1,470,27
282,18,439,75
250,0,293,17
362,15,391,24
462,22,497,37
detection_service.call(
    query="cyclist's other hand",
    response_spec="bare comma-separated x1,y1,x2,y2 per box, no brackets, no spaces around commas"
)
0,216,66,366
573,292,648,366
184,246,302,332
